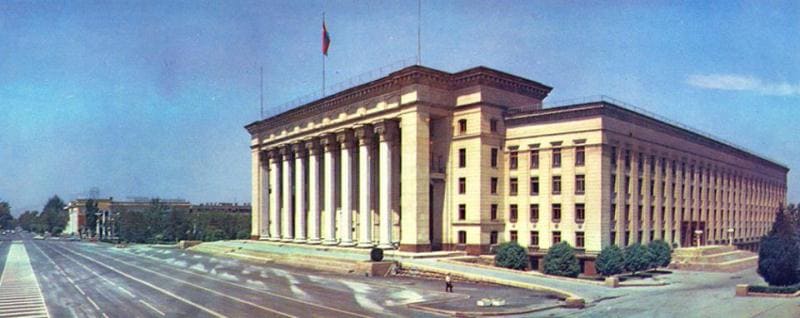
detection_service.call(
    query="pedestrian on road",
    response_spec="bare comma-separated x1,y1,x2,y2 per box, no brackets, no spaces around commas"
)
445,273,453,292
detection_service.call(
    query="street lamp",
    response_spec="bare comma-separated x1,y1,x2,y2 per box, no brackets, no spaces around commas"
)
727,228,735,246
694,230,703,247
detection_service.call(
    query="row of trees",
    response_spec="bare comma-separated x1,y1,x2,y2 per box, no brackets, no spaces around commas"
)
757,205,799,286
16,196,68,234
0,201,13,230
494,239,672,278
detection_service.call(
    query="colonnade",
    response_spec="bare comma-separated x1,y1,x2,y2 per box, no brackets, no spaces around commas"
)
257,120,399,249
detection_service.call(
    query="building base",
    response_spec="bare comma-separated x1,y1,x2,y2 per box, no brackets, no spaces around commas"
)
249,235,260,240
399,244,432,253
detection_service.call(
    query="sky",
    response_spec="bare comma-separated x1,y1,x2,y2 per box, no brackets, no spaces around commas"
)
0,1,798,215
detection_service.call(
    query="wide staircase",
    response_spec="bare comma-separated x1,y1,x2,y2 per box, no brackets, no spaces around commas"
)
669,245,758,272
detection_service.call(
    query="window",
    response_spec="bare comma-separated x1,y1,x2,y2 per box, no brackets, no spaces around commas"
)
624,204,630,222
490,177,498,195
575,204,585,223
650,155,656,174
530,231,539,246
490,148,498,167
625,150,631,169
552,204,562,222
509,204,518,223
490,231,498,245
530,150,539,169
530,204,539,222
458,119,467,134
490,204,498,221
650,180,655,195
490,118,498,132
509,178,518,196
576,232,585,248
458,148,466,168
661,207,666,224
552,176,561,194
638,152,644,173
530,177,540,195
458,231,467,244
638,205,643,221
638,177,643,194
611,204,617,223
650,206,655,223
575,175,585,194
625,176,630,194
510,230,518,242
611,174,616,194
611,146,617,166
458,204,466,220
552,231,562,244
509,151,518,170
575,146,585,166
552,148,562,168
459,177,466,194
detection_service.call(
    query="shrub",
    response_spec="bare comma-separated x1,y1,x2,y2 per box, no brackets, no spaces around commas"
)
370,247,384,262
748,282,800,294
648,240,672,269
494,242,528,270
596,244,625,276
758,209,800,286
624,243,652,275
543,241,580,277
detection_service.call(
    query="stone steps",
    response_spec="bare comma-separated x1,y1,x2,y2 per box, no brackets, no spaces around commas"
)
670,245,758,272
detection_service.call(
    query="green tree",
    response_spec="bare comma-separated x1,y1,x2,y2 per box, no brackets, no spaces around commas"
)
647,240,672,269
624,243,653,275
494,241,529,270
0,201,14,230
84,199,99,237
40,195,67,234
758,208,800,286
596,244,625,276
543,241,581,277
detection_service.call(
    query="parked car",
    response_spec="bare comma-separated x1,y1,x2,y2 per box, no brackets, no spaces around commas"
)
33,235,44,240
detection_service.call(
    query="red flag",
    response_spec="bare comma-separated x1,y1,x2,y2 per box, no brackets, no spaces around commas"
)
322,21,331,56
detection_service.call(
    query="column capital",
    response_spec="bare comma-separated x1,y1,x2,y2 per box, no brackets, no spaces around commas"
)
269,147,282,160
279,144,293,159
354,124,374,146
373,119,399,142
292,142,307,158
305,138,321,155
320,134,339,152
336,129,356,150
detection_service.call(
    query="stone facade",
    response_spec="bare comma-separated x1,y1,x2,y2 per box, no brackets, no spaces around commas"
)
245,65,789,271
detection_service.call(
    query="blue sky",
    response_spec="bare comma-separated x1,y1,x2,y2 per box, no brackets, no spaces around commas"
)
0,1,798,214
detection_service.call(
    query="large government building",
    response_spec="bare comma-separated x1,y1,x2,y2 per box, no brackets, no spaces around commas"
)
245,65,788,273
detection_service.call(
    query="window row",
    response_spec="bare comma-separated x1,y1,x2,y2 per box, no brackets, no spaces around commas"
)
466,175,586,195
456,203,586,223
456,230,585,248
457,146,586,170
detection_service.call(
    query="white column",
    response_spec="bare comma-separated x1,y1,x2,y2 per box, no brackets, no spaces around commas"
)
260,151,271,239
294,143,307,242
306,140,322,244
338,130,356,246
270,149,282,241
376,120,397,249
281,146,294,241
356,125,374,247
322,135,338,245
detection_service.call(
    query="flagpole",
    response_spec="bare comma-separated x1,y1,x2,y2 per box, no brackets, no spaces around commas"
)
259,66,264,118
417,0,421,65
322,12,326,97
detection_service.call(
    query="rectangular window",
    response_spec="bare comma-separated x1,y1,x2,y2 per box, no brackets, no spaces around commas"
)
490,118,498,132
509,204,518,222
575,175,585,194
650,180,655,195
552,176,561,194
530,150,539,169
510,230,518,242
458,204,466,220
638,205,643,221
530,177,540,195
625,176,630,194
625,204,630,222
530,204,539,222
650,206,655,223
490,177,498,195
552,204,562,222
650,155,656,174
625,149,631,169
575,146,585,166
576,232,585,248
490,148,498,168
458,119,467,134
553,231,562,244
661,207,666,224
638,152,644,173
638,177,643,194
491,204,498,221
458,231,467,244
459,177,466,194
509,178,518,196
509,151,518,170
611,146,617,166
490,231,498,245
531,231,539,246
611,174,616,194
611,204,617,223
458,148,466,168
575,204,585,223
552,148,562,168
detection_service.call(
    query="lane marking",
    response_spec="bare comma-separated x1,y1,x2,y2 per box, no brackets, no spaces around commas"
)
92,245,373,318
42,244,226,318
86,297,100,311
139,300,166,316
0,242,50,318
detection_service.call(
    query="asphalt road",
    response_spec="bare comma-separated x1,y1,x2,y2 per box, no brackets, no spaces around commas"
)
0,233,546,318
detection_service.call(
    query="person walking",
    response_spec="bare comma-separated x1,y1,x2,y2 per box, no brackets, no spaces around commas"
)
444,273,453,292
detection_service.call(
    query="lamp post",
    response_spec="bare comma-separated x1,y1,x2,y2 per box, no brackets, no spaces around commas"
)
727,228,735,246
694,230,703,247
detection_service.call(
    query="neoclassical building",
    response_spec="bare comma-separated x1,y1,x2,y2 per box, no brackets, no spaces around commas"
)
245,65,788,271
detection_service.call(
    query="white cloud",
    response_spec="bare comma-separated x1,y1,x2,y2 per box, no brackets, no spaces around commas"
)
686,74,800,96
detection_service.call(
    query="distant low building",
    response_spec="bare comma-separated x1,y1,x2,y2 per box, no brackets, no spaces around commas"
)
64,197,191,238
189,202,251,214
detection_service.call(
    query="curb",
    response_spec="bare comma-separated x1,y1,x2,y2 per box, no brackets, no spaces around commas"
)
438,258,607,286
